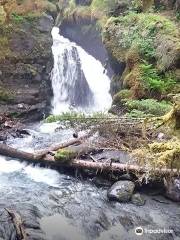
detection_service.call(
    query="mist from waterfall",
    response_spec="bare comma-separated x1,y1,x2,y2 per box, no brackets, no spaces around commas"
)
51,27,112,115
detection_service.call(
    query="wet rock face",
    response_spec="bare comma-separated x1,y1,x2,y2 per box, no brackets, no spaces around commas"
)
0,13,54,121
0,204,45,240
60,20,115,78
62,46,94,107
107,180,135,202
164,178,180,202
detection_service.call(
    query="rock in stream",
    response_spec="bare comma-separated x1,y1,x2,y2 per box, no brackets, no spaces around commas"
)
107,180,135,202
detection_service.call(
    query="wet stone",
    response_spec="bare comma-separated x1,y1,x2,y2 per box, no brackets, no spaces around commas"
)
107,180,135,202
131,193,146,206
164,177,180,202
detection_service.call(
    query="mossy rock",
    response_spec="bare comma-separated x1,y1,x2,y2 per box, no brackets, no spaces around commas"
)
132,138,180,173
110,75,122,95
149,140,180,169
103,12,179,100
155,34,180,72
55,149,77,163
112,89,133,106
0,87,13,102
2,0,57,17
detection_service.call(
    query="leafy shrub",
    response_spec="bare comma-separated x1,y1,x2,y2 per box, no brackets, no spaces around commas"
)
109,12,177,60
116,89,132,99
125,99,172,116
11,12,24,23
140,63,176,94
125,109,153,118
45,111,113,123
137,38,155,59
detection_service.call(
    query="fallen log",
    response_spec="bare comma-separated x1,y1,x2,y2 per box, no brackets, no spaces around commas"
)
0,135,88,161
0,143,179,177
34,134,89,159
66,159,180,177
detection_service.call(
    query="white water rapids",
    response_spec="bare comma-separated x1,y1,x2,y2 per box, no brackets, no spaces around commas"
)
51,27,112,114
0,26,179,240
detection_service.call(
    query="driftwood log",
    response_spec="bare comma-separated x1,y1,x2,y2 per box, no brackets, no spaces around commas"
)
5,208,27,240
0,135,88,161
0,141,179,177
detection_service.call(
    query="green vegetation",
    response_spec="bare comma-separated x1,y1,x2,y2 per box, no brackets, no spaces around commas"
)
112,89,132,106
11,12,24,23
125,99,172,116
45,111,114,123
108,12,177,55
104,9,179,105
140,63,176,94
125,109,153,118
0,87,13,102
115,89,132,100
45,112,86,123
55,148,76,162
91,0,117,15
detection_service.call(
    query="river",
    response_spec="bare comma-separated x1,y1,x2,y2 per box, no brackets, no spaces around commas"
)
0,27,179,240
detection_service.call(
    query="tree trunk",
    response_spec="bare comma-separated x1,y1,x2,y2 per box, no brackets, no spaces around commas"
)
0,143,179,177
0,135,88,161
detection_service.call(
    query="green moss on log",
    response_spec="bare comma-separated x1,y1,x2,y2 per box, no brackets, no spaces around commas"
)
55,149,77,163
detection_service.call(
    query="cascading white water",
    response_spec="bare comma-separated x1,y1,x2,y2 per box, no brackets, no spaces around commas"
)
51,27,112,114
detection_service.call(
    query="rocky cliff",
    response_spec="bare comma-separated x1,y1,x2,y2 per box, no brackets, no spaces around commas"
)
0,0,58,121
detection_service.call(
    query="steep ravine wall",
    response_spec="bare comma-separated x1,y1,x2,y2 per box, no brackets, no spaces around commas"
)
0,0,58,122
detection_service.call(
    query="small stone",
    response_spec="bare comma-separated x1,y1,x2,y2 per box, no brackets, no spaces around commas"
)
157,132,165,141
107,180,135,203
131,193,145,206
4,121,14,128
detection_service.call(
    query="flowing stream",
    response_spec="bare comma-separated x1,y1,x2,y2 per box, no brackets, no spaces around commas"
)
0,27,179,240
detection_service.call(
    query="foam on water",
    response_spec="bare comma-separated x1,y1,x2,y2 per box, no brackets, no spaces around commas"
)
0,156,24,173
51,27,112,114
24,165,60,187
0,155,60,187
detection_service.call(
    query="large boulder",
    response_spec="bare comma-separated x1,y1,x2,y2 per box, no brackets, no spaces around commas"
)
107,180,135,202
164,178,180,202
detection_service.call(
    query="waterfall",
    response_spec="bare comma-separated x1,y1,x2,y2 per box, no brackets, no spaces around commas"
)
51,27,112,115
